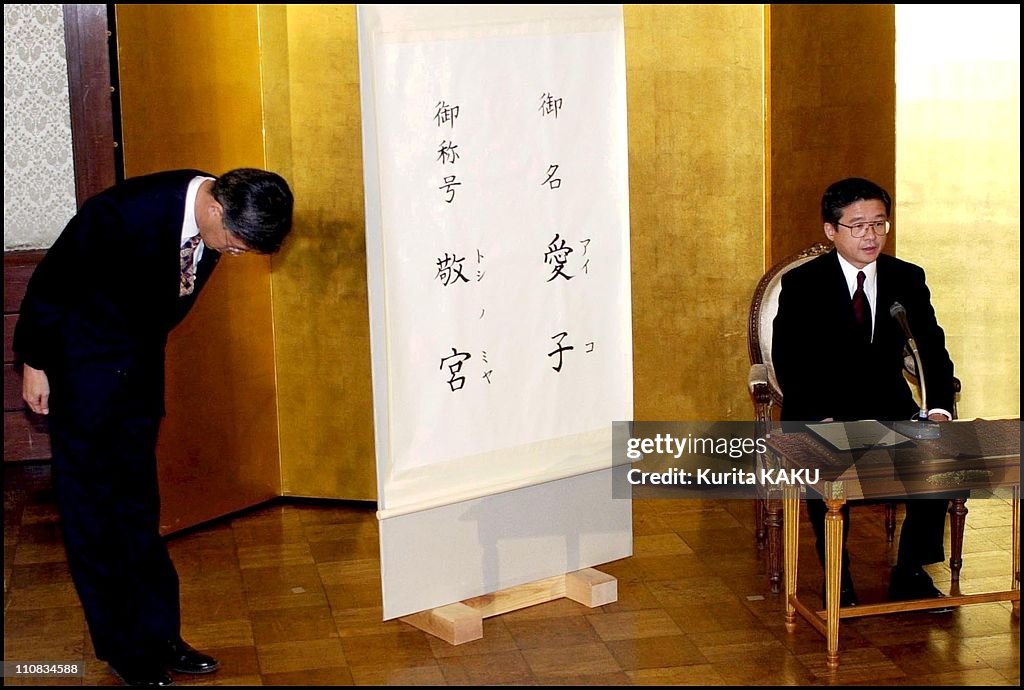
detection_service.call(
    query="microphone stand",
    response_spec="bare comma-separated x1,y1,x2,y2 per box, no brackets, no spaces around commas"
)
890,302,939,439
904,335,930,422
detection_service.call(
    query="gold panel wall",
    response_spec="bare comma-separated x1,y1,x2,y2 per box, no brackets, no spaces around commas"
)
268,6,377,499
768,5,896,266
115,5,282,531
626,5,766,421
895,6,1020,419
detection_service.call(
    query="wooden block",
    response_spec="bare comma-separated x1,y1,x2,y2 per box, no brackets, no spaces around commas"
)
403,568,617,645
401,602,482,645
463,574,566,618
565,568,618,608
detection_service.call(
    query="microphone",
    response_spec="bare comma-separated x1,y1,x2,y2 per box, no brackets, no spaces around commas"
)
889,302,916,349
890,302,929,421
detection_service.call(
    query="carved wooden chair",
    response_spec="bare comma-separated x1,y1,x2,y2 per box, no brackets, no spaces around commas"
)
747,243,964,592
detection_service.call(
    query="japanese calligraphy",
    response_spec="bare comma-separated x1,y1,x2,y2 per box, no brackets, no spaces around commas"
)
542,164,561,190
440,348,471,391
544,234,574,282
439,175,462,203
481,351,492,384
539,92,563,119
437,140,460,165
435,253,470,286
548,332,574,372
434,100,460,128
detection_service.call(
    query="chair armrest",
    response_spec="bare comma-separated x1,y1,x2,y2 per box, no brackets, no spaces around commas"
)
749,363,769,393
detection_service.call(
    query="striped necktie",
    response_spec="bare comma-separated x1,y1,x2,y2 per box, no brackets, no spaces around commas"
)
179,234,202,297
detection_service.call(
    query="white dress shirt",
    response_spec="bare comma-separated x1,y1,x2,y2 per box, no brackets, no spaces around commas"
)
180,176,215,261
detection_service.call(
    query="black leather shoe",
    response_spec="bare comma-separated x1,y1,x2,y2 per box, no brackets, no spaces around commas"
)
109,660,174,686
162,639,220,675
839,583,859,608
889,565,943,601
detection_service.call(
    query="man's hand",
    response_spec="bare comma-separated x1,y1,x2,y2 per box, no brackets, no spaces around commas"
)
22,364,50,415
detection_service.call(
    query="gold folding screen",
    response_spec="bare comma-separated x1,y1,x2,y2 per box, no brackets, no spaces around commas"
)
116,5,282,530
767,5,896,266
264,6,376,499
625,5,766,421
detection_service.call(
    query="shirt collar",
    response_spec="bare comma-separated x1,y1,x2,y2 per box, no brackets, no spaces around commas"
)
836,251,877,294
181,176,215,246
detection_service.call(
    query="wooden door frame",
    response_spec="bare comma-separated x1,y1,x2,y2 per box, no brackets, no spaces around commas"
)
63,3,118,204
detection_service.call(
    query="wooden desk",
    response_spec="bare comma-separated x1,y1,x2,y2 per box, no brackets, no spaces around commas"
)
765,418,1021,670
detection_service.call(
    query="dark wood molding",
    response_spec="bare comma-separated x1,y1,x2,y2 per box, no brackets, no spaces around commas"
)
3,250,47,314
4,364,24,411
4,315,18,363
63,4,117,206
4,250,49,462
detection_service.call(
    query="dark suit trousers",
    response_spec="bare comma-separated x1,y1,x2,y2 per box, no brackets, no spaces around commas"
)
806,498,949,571
49,410,180,663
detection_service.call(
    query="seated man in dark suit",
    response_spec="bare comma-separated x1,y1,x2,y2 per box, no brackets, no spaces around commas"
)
772,177,955,607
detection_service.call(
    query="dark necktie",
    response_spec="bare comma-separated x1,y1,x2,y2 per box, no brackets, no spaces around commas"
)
180,235,202,297
852,270,871,341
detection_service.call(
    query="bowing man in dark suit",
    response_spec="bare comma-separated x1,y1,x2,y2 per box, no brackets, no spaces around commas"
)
772,177,955,607
15,168,293,686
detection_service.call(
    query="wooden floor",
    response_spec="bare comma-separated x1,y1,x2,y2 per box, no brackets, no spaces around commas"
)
4,462,1019,686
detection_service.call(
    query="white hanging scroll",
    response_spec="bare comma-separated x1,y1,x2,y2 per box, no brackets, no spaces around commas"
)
359,4,632,618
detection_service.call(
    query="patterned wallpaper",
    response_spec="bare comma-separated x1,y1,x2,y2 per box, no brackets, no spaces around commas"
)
4,4,77,250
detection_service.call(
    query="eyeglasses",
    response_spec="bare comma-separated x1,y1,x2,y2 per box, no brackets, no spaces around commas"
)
835,220,890,238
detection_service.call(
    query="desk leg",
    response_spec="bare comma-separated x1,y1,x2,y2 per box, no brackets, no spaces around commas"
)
824,496,845,670
783,484,799,631
949,498,968,585
1013,485,1020,616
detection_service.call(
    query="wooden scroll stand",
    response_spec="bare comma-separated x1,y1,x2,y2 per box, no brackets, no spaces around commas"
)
400,567,617,645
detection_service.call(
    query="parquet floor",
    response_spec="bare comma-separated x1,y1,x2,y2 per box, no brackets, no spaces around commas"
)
4,462,1019,685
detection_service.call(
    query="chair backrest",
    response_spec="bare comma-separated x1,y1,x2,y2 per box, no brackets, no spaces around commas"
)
748,242,832,407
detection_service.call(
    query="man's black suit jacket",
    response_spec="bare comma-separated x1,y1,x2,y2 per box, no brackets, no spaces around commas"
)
14,170,221,424
772,249,954,422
